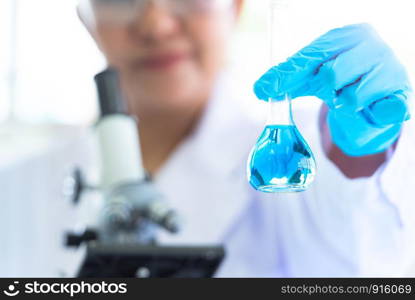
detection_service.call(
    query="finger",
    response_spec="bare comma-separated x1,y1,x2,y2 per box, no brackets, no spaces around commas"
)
253,23,376,101
336,56,411,113
312,36,390,107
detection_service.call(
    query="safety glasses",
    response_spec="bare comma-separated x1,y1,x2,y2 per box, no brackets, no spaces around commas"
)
79,0,234,26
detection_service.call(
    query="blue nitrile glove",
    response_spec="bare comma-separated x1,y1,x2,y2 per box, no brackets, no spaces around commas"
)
254,23,412,157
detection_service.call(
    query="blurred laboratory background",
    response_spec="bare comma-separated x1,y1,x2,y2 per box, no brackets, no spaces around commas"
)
0,0,414,276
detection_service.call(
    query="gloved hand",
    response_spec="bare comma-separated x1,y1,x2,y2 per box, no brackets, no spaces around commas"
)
254,23,412,157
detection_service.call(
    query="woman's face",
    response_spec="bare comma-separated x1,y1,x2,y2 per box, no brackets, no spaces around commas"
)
82,0,243,112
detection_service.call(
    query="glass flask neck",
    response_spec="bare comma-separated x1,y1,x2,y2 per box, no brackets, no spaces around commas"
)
266,95,294,126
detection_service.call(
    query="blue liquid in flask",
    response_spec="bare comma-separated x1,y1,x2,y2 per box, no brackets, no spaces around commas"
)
247,97,316,193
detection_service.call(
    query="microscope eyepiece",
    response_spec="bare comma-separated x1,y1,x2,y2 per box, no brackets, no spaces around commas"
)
94,68,128,117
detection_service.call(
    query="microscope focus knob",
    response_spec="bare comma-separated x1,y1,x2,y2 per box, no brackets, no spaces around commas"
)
66,230,98,248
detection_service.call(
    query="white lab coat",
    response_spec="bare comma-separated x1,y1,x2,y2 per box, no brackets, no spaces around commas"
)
151,73,415,277
2,73,414,278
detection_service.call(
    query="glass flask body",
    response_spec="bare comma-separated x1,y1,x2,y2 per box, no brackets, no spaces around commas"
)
247,96,316,193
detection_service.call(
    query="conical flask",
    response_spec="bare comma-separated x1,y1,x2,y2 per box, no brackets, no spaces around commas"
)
247,95,316,193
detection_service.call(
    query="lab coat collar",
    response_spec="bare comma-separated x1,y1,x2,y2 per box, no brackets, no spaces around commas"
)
188,71,261,177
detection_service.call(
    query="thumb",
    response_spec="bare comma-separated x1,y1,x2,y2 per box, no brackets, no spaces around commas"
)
363,91,411,126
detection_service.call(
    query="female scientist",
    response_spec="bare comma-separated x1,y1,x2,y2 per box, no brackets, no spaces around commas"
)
77,0,415,276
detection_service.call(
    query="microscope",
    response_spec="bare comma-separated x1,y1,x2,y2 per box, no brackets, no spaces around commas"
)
64,69,224,278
